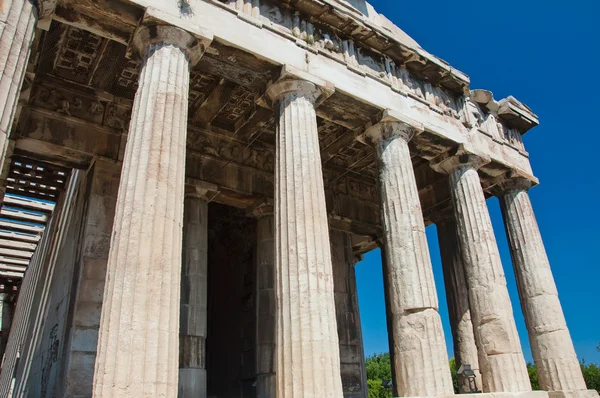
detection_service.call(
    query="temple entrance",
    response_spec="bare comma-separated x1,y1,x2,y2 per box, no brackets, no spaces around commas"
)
206,204,257,398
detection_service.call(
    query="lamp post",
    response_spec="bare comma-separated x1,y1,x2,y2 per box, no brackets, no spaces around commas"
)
457,364,480,393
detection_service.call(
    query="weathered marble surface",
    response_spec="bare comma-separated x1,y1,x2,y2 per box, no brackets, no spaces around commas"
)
499,178,593,396
93,24,209,397
367,111,453,397
0,0,37,196
437,216,482,393
179,194,209,398
433,152,530,393
268,76,343,398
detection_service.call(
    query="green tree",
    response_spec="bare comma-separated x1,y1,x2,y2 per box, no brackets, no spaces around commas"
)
367,379,389,398
581,360,600,393
449,358,460,394
365,353,392,398
365,352,392,381
527,363,540,390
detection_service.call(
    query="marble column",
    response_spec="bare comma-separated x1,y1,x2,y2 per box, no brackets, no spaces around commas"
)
436,215,482,393
432,151,531,393
330,229,367,398
366,111,453,397
253,203,276,398
266,74,343,398
92,24,212,397
0,0,37,191
498,177,594,398
179,192,209,397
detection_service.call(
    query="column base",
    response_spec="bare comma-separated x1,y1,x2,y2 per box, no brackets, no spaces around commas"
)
548,390,599,398
178,368,206,397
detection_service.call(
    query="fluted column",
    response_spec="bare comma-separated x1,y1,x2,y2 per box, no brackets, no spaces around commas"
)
0,0,37,195
432,151,530,393
266,74,343,398
498,177,593,397
253,203,276,398
93,23,212,397
366,111,453,397
179,191,209,398
436,215,482,393
330,229,367,398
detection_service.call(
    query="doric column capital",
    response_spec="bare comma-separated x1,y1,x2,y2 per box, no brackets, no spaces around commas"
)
132,7,213,67
365,109,424,146
492,171,539,195
430,145,490,175
185,179,218,201
34,0,57,20
249,200,274,219
263,65,334,108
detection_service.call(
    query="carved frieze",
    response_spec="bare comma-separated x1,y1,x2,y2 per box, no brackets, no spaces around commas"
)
30,81,132,132
189,130,275,173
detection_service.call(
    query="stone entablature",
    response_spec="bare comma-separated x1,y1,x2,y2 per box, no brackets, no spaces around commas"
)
41,0,536,180
0,2,596,398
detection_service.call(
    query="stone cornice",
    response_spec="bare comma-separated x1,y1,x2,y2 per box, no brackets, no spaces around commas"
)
470,89,539,134
269,0,471,94
208,0,469,95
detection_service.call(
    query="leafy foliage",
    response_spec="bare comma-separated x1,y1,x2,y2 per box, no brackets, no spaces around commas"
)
367,379,391,398
365,352,392,381
365,353,392,398
581,360,600,393
527,363,540,390
526,360,600,393
449,357,460,394
365,353,600,396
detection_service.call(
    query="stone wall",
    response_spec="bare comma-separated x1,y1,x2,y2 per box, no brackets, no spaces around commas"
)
61,158,120,397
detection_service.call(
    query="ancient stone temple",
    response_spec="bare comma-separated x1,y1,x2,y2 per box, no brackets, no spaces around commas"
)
0,0,594,397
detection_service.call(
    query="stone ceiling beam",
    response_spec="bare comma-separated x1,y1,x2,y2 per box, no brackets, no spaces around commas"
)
235,106,272,138
192,78,237,126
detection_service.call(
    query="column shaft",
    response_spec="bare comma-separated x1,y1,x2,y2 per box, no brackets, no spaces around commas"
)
93,40,191,397
179,196,208,397
437,217,481,393
331,230,367,398
256,213,276,398
273,81,343,398
500,186,586,392
448,165,530,392
0,0,37,188
371,119,453,397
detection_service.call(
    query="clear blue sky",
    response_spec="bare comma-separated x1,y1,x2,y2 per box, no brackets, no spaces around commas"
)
355,0,600,365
